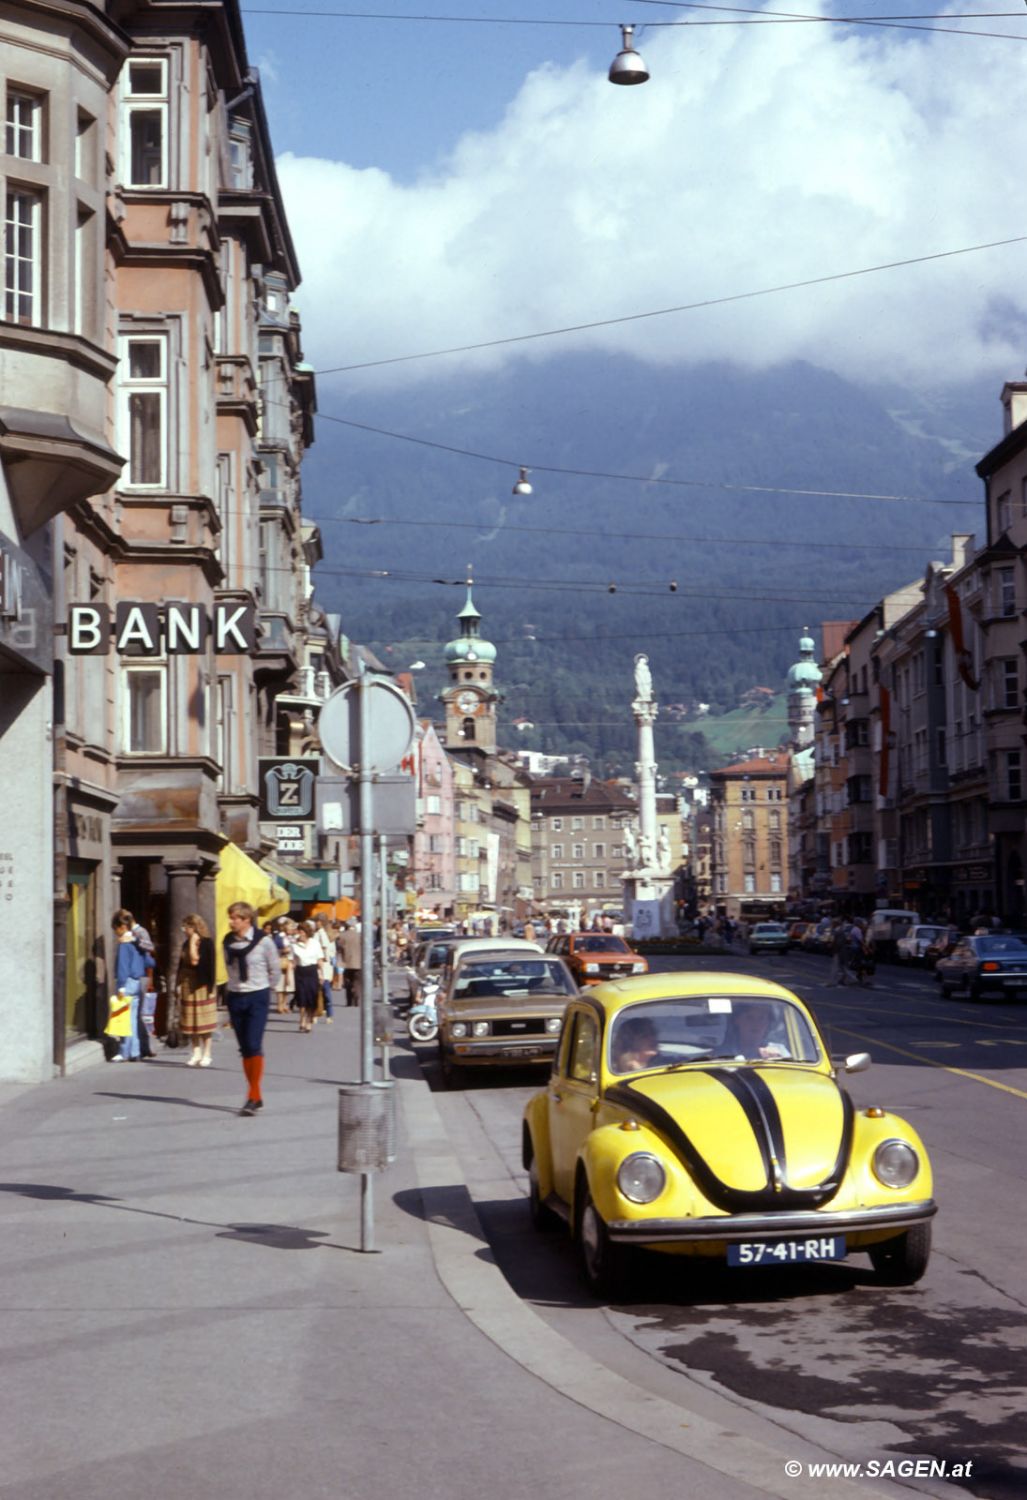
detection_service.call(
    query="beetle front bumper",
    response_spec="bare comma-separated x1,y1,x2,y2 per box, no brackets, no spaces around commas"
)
605,1199,937,1244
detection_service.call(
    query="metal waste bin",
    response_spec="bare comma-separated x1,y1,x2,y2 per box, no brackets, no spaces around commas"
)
338,1080,396,1173
373,1001,393,1047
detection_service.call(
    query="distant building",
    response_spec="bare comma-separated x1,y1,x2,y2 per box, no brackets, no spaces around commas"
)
709,755,789,921
530,778,636,914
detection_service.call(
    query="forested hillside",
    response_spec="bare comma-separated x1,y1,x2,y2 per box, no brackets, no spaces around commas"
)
302,355,994,773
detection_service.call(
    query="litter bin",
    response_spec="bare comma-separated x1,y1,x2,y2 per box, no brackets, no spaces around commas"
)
338,1080,396,1173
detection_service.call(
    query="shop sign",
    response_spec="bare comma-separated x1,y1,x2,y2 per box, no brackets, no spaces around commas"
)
67,602,257,655
259,758,318,823
0,529,52,673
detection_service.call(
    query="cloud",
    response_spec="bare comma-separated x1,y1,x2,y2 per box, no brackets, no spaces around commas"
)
276,15,1027,390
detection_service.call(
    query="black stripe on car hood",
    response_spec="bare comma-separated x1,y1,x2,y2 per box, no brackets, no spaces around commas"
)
604,1070,853,1213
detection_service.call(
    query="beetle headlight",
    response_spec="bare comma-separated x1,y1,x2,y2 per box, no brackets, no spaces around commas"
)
472,1021,490,1037
584,963,600,974
545,1016,562,1033
873,1139,919,1189
617,1153,666,1204
450,1022,468,1038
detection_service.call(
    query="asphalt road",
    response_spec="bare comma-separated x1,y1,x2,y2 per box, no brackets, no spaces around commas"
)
411,952,1027,1500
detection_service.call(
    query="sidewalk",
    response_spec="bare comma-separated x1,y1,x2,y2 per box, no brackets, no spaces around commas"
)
0,1001,911,1500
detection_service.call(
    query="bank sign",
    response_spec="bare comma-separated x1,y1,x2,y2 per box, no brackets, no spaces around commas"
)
67,602,257,655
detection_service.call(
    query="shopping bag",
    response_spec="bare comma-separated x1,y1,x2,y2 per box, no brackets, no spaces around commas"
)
104,994,132,1038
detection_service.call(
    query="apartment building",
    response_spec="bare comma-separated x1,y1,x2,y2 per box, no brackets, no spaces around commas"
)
709,755,789,921
530,776,637,912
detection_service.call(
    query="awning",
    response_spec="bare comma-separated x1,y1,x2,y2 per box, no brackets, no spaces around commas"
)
214,842,290,984
261,855,322,891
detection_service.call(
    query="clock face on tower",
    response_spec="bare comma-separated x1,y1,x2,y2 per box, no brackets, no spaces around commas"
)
456,690,478,714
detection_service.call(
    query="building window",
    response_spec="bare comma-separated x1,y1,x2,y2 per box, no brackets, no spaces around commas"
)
123,58,168,187
6,89,43,160
593,870,605,887
426,794,441,815
1007,750,1022,802
75,109,95,180
743,874,755,894
571,817,583,830
770,873,782,893
572,843,584,860
552,871,563,890
768,810,780,831
997,490,1012,534
461,717,475,742
551,843,563,860
1001,658,1018,709
119,335,167,486
592,816,605,829
123,666,166,753
551,817,562,831
4,188,42,324
572,870,585,889
997,566,1016,618
593,842,605,859
611,844,622,859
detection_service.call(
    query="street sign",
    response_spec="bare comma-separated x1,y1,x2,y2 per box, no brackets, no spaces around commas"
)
318,677,415,775
315,775,417,837
259,757,319,822
276,824,305,853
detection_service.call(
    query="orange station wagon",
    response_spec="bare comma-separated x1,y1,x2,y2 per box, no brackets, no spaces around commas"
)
547,932,649,986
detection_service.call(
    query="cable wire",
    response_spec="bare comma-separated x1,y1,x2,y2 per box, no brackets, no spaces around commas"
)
314,235,1027,374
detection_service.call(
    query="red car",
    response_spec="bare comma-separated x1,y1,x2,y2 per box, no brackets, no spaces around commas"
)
546,932,649,986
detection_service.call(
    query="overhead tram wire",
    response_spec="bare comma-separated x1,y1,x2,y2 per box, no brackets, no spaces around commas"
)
311,408,980,505
312,234,1027,375
242,3,1027,39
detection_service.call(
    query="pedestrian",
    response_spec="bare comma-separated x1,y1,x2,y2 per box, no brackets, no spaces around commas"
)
223,901,280,1115
292,920,322,1032
178,914,216,1066
848,920,874,987
110,912,154,1061
313,913,335,1024
523,919,536,944
273,917,293,1014
340,919,362,1007
827,920,851,986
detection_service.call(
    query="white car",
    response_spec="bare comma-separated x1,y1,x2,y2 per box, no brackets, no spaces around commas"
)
895,924,946,964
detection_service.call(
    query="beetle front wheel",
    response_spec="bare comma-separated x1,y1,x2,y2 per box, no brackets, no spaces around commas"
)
577,1184,631,1299
868,1223,931,1286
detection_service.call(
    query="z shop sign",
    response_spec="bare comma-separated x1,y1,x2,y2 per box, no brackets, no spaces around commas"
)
67,602,257,655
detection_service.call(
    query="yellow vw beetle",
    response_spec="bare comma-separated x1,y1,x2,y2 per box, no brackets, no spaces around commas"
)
522,973,936,1298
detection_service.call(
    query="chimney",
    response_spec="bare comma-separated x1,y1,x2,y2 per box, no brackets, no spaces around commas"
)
1001,380,1027,436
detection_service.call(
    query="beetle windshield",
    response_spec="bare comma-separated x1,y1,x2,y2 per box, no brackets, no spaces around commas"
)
607,995,822,1074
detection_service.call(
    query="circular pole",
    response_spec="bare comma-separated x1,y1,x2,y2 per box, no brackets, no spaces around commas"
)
358,661,375,1251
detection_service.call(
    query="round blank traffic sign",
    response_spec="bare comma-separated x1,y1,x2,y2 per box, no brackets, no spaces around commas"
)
318,677,415,774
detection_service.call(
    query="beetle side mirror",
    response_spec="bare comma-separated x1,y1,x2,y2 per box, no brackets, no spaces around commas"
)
842,1052,871,1074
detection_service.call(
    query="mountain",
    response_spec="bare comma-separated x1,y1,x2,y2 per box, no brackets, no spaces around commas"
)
299,355,996,773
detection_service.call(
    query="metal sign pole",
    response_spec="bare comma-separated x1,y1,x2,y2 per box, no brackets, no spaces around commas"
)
358,663,375,1251
379,832,390,1076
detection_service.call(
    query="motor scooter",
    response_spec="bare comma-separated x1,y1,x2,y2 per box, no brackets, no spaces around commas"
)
407,975,440,1042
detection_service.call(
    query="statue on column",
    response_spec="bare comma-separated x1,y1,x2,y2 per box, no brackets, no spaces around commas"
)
638,832,654,871
658,825,672,872
623,823,638,867
633,653,652,703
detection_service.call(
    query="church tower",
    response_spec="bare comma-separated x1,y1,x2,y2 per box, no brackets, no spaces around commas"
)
441,578,499,754
786,629,822,750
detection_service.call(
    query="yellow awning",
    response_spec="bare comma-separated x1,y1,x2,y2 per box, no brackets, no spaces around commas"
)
214,842,290,984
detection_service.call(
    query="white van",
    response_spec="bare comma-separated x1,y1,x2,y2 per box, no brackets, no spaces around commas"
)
867,909,919,954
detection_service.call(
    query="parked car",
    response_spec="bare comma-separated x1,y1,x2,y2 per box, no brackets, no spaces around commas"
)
895,925,947,965
436,948,577,1084
788,921,815,945
546,932,648,986
749,922,791,955
522,972,936,1297
936,934,1027,1001
802,919,834,953
925,926,961,970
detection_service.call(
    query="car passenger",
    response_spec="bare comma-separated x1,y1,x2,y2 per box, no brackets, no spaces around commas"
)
611,1016,661,1072
721,1003,789,1060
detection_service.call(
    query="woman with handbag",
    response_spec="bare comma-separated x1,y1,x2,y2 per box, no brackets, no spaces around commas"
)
292,920,322,1033
178,914,217,1065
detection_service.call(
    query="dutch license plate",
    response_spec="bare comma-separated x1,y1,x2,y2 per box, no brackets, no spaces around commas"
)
728,1235,847,1267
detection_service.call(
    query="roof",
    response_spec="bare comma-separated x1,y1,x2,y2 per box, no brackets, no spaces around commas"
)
530,777,636,815
710,755,789,780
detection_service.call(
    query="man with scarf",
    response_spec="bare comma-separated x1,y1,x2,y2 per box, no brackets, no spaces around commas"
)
223,902,280,1115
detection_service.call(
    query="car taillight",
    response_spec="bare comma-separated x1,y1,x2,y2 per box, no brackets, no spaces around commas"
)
981,961,1000,972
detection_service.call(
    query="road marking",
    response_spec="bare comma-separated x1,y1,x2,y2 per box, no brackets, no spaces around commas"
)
829,1023,1027,1101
